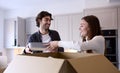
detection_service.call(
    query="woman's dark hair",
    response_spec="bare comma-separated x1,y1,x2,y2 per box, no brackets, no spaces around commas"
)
36,11,53,27
81,15,102,40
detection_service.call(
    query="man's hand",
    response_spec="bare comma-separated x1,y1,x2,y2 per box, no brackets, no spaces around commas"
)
25,44,33,54
46,41,59,52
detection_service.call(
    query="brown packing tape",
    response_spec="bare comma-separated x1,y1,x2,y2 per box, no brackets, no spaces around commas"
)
22,52,99,59
22,52,60,58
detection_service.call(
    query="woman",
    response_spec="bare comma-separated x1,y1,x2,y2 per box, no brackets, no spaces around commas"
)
48,15,105,54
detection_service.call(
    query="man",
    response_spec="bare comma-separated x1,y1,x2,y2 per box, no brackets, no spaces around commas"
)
24,11,63,54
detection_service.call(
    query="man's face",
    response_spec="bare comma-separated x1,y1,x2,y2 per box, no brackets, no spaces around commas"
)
39,16,51,30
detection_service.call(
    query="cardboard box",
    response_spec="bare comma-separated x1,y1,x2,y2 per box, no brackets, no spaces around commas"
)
0,56,7,73
0,68,5,73
4,53,120,73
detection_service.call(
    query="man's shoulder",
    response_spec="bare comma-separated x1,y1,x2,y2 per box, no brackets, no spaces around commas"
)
30,31,39,37
49,29,58,33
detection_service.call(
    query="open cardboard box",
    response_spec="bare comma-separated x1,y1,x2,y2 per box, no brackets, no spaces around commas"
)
0,68,5,73
4,52,120,73
0,56,7,73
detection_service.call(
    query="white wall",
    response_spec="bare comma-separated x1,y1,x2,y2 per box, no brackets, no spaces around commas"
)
4,0,120,19
85,0,120,9
5,0,85,18
0,9,4,50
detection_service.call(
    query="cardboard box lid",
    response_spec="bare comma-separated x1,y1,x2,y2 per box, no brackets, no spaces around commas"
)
68,55,120,73
4,55,65,73
0,56,7,69
4,53,120,73
0,68,5,73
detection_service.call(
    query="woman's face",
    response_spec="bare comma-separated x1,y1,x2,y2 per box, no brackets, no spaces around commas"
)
79,19,90,37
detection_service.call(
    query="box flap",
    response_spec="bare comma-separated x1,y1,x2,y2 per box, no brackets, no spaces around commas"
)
0,56,7,69
59,60,77,73
0,68,5,73
68,54,120,73
7,53,120,73
4,55,64,73
24,53,59,58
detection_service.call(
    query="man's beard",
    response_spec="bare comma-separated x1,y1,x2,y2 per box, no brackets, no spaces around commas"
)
44,24,50,30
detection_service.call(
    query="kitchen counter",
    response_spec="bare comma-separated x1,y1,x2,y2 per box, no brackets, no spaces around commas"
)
4,47,25,64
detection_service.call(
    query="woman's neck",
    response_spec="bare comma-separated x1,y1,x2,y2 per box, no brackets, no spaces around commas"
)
86,36,88,41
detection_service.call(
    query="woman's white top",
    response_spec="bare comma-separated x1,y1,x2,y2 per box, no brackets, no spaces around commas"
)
58,36,105,54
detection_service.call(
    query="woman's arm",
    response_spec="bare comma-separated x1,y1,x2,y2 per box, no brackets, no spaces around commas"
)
80,36,105,53
49,36,105,53
58,41,82,51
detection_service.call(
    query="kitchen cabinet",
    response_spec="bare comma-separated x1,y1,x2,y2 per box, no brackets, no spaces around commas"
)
102,30,118,68
118,7,120,69
0,51,2,55
70,13,83,41
53,15,71,41
4,17,26,48
25,17,38,42
118,7,120,39
25,17,38,34
84,7,118,29
0,11,4,50
53,13,83,41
